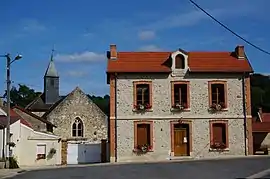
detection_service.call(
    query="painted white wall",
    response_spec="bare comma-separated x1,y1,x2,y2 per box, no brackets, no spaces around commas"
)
9,121,61,166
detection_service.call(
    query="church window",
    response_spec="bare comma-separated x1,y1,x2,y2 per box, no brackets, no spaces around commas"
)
72,117,84,137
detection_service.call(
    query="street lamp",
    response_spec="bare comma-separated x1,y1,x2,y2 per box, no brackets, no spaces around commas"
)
0,53,22,168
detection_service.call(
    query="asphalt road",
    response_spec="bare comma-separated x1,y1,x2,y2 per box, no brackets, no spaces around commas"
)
8,157,270,179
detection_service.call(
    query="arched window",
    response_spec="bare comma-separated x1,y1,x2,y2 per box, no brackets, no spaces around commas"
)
72,117,83,137
175,54,185,69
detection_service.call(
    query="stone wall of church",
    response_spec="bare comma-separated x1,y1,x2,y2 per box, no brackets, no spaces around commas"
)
46,87,108,142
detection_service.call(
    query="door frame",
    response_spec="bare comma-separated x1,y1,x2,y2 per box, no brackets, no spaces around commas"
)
170,120,192,156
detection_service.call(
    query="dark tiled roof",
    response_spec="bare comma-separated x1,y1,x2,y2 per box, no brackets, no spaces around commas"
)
25,93,65,112
42,95,67,117
13,106,56,127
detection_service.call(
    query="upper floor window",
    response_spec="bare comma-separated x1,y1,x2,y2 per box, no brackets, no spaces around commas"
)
72,117,83,137
175,54,185,69
171,81,190,110
208,81,227,110
133,81,152,110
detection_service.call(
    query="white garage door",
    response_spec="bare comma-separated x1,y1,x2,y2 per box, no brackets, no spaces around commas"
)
67,143,101,164
67,143,79,164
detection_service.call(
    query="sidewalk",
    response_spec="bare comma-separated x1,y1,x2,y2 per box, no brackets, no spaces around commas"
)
0,169,25,179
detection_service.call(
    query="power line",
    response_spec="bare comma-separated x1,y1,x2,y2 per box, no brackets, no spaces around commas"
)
189,0,270,56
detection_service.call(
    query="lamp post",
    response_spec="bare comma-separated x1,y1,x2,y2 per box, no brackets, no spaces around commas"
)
0,53,22,168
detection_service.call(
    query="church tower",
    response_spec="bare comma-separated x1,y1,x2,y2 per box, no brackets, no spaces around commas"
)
44,49,59,104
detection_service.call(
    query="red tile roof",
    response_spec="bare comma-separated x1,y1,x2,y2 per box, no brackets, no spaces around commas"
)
20,118,32,128
107,49,253,73
253,122,270,132
261,113,270,122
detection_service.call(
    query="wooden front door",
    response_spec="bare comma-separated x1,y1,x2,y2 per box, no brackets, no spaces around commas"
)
174,127,188,156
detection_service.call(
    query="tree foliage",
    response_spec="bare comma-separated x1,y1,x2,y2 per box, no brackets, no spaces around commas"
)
251,73,270,114
4,84,41,107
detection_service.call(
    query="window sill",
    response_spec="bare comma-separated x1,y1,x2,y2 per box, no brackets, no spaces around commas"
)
133,148,154,152
208,108,229,112
132,108,153,112
170,108,190,112
209,148,229,152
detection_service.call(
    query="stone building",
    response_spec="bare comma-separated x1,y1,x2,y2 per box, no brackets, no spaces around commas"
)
106,44,253,162
25,54,108,143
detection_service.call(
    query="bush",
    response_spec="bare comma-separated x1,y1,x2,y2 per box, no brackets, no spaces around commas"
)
8,157,19,169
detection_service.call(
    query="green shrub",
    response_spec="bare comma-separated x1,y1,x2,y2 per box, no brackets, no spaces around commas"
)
8,157,19,169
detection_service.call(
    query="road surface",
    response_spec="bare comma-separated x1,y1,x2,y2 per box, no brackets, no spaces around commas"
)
7,157,270,179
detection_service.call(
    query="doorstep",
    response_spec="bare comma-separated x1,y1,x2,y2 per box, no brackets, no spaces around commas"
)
168,156,193,161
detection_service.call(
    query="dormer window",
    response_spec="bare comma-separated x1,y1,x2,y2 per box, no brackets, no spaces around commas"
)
175,54,185,69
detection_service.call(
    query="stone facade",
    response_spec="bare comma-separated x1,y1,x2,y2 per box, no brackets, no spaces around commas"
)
113,72,251,162
45,87,108,142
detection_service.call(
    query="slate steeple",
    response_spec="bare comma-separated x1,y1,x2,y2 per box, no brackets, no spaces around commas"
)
44,49,60,104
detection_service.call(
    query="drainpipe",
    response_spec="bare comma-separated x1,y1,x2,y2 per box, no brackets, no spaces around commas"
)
114,73,118,162
242,73,247,156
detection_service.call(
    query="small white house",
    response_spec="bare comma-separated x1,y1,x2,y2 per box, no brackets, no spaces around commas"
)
13,119,62,166
0,108,61,166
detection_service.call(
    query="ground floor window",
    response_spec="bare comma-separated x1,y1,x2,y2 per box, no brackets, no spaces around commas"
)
210,120,229,149
36,144,46,160
134,121,153,151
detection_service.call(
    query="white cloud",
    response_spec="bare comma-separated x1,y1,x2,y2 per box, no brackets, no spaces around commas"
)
82,32,95,38
55,51,105,63
65,71,88,77
141,2,255,31
21,19,46,32
138,30,156,40
139,45,163,51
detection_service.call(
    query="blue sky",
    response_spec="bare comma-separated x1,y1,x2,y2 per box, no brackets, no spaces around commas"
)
0,0,269,97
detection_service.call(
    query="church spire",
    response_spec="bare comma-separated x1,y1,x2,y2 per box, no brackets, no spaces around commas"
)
45,48,58,77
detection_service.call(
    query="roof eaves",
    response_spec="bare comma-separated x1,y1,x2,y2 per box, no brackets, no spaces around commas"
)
13,106,56,127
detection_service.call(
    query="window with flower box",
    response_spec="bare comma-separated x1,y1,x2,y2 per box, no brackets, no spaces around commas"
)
133,81,152,111
208,81,227,111
210,120,229,149
171,81,190,110
134,121,153,152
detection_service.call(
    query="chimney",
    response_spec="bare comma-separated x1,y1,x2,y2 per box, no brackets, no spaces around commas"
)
235,45,245,59
110,44,117,60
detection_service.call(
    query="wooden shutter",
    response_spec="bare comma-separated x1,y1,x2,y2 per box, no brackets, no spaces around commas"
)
175,55,185,69
137,124,150,146
213,124,223,143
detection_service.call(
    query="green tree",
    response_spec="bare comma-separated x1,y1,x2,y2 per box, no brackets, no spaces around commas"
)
4,84,41,107
250,73,270,114
88,94,110,116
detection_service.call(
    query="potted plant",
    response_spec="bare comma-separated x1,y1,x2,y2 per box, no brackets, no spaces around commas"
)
209,102,225,112
172,103,187,111
134,103,152,111
132,144,152,156
210,142,226,152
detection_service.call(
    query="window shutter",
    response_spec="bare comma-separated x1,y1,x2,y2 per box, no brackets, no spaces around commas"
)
137,124,151,146
36,145,46,154
213,124,223,143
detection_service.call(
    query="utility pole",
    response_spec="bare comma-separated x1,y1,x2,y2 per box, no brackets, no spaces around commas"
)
6,54,11,168
0,54,22,168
